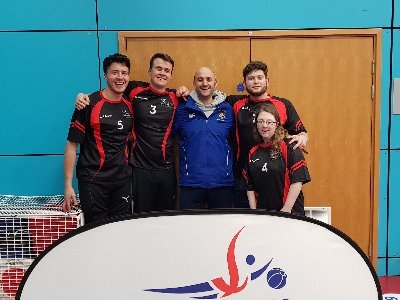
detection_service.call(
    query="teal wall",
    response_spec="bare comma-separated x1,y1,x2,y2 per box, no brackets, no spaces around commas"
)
0,0,399,276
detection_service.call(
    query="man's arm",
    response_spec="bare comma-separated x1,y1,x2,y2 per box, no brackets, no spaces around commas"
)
278,97,308,151
63,141,79,212
74,81,143,110
175,86,190,98
225,94,246,107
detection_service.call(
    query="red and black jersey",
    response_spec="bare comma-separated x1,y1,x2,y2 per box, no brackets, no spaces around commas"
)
228,95,307,178
125,81,179,170
67,91,133,181
242,139,311,214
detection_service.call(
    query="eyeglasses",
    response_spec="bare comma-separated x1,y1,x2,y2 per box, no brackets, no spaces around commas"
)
256,119,277,126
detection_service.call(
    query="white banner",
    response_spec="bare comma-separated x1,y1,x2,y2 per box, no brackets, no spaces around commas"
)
17,211,381,300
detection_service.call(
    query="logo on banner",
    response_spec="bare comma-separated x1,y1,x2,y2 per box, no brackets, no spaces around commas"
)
384,295,400,300
144,227,287,298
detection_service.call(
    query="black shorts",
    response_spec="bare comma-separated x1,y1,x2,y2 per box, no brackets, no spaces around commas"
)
132,167,176,212
78,177,132,224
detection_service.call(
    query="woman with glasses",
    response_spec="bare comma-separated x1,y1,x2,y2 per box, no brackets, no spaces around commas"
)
242,103,311,214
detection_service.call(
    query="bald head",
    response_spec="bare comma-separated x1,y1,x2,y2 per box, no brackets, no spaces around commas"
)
193,67,218,104
194,67,216,81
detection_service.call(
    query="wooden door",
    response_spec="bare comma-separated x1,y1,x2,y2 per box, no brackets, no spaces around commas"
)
251,37,375,257
122,37,249,95
119,30,380,263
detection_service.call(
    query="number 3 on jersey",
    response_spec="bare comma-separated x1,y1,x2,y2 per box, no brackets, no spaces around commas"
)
149,105,157,115
262,163,268,172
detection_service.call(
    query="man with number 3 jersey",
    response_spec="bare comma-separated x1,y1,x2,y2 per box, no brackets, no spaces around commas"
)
75,53,179,212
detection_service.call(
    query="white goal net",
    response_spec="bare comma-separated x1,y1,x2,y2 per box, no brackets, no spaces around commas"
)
0,195,83,299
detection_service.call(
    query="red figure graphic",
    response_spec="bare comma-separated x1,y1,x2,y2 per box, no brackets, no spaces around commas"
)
212,226,248,297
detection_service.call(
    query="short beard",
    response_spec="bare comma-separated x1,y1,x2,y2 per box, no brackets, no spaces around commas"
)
247,86,267,97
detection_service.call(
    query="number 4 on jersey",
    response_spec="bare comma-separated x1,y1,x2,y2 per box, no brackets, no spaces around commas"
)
262,163,268,172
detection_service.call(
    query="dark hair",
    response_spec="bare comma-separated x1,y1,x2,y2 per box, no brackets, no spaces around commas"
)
253,103,287,154
149,53,175,70
103,53,130,74
243,61,268,80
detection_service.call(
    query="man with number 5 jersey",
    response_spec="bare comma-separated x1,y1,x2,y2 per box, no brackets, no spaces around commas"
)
63,54,133,223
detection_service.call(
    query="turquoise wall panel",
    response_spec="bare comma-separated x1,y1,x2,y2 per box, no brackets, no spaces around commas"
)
98,32,120,89
0,156,77,196
388,258,400,276
391,30,400,148
395,0,400,27
377,258,387,276
0,32,100,155
378,150,388,257
0,0,96,30
97,0,391,30
388,150,400,257
381,30,392,149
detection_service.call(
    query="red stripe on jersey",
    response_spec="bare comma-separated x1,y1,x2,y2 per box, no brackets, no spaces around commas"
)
246,95,288,126
248,95,273,103
90,100,106,172
242,169,248,182
233,98,249,161
122,98,135,152
279,141,290,204
129,86,148,99
291,160,307,174
270,98,288,126
161,92,179,160
70,120,85,133
244,144,262,183
259,142,273,149
244,145,261,184
129,87,149,149
295,120,303,132
248,144,261,162
125,145,128,162
122,98,133,119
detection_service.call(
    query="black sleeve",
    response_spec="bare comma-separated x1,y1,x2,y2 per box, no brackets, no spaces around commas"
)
177,96,186,104
124,80,147,99
287,142,311,185
279,97,307,135
67,108,87,144
242,159,254,191
226,95,246,107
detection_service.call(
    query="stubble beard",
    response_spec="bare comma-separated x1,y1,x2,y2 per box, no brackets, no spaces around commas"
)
247,86,267,97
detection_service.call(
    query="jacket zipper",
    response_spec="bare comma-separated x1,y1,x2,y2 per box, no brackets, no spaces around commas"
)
226,148,230,176
183,144,189,176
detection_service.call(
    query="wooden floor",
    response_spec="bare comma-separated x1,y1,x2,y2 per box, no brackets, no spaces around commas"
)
379,276,400,294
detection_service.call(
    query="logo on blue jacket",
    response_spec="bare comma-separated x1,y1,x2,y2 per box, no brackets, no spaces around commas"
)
218,110,226,121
